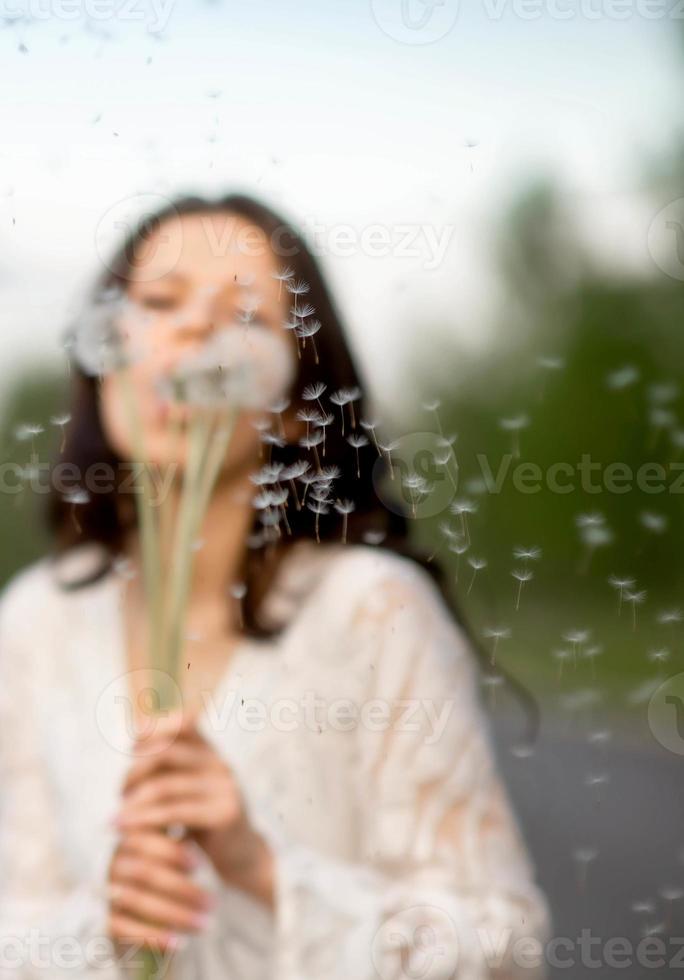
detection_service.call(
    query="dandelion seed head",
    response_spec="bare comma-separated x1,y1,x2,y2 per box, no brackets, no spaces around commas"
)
640,511,668,534
302,382,327,401
606,364,639,389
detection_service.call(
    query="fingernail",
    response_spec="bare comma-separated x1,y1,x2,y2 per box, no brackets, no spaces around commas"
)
192,913,211,931
167,935,188,952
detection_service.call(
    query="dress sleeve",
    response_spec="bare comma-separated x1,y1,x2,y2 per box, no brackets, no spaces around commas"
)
0,574,120,979
261,558,552,979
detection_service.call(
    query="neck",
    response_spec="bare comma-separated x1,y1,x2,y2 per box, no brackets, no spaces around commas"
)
125,464,257,627
183,468,256,606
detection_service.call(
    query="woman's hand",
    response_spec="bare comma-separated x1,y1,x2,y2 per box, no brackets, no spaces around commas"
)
107,828,214,952
115,710,274,908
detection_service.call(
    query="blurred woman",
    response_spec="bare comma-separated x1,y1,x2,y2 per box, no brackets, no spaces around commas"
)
0,194,550,978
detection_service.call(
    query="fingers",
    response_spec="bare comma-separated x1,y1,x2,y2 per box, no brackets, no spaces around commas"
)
123,772,204,809
123,740,214,795
108,910,182,953
134,708,202,747
108,831,217,950
117,795,237,832
117,830,198,872
110,867,213,928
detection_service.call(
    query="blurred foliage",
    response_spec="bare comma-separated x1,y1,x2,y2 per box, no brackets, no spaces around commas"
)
0,367,66,584
404,170,684,726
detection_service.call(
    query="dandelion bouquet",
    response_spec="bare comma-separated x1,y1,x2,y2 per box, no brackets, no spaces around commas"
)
70,288,295,976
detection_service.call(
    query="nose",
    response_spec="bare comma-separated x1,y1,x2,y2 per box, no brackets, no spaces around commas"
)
171,289,217,340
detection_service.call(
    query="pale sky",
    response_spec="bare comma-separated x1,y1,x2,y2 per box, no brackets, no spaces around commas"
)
0,0,681,410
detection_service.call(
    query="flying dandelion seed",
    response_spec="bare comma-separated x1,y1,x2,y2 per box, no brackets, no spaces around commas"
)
513,546,541,563
307,496,329,544
450,499,477,546
640,511,668,534
360,418,381,455
299,428,324,473
660,887,684,930
335,386,361,430
296,406,323,441
480,672,504,711
302,381,327,415
573,847,598,895
606,365,639,390
50,413,71,453
296,318,322,364
428,521,463,562
269,396,290,439
286,278,310,300
363,529,386,545
400,470,428,518
334,498,355,544
587,728,611,748
272,265,294,299
498,414,529,458
670,429,684,460
648,407,676,450
63,487,90,533
537,355,565,371
448,537,469,582
583,772,609,806
648,382,679,404
314,411,334,457
422,397,443,436
14,422,44,456
582,645,604,679
280,459,310,510
298,469,322,507
229,581,247,629
435,433,459,489
608,575,636,616
576,513,613,574
511,568,533,611
625,589,647,632
656,609,682,653
482,627,511,667
562,629,590,667
552,648,572,681
378,438,400,479
467,557,487,596
269,485,291,535
347,432,369,479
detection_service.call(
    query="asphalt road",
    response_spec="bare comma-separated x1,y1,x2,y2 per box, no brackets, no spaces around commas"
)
491,714,684,978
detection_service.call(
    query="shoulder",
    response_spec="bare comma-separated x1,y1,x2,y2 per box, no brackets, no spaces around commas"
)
0,543,113,648
277,540,464,649
319,542,451,620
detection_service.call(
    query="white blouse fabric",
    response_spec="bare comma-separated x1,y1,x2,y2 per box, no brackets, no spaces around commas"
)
0,540,551,979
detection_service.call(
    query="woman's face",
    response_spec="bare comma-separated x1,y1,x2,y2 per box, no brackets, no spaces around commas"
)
99,211,299,476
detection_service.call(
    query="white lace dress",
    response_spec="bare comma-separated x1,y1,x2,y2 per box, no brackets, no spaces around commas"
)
0,540,551,979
